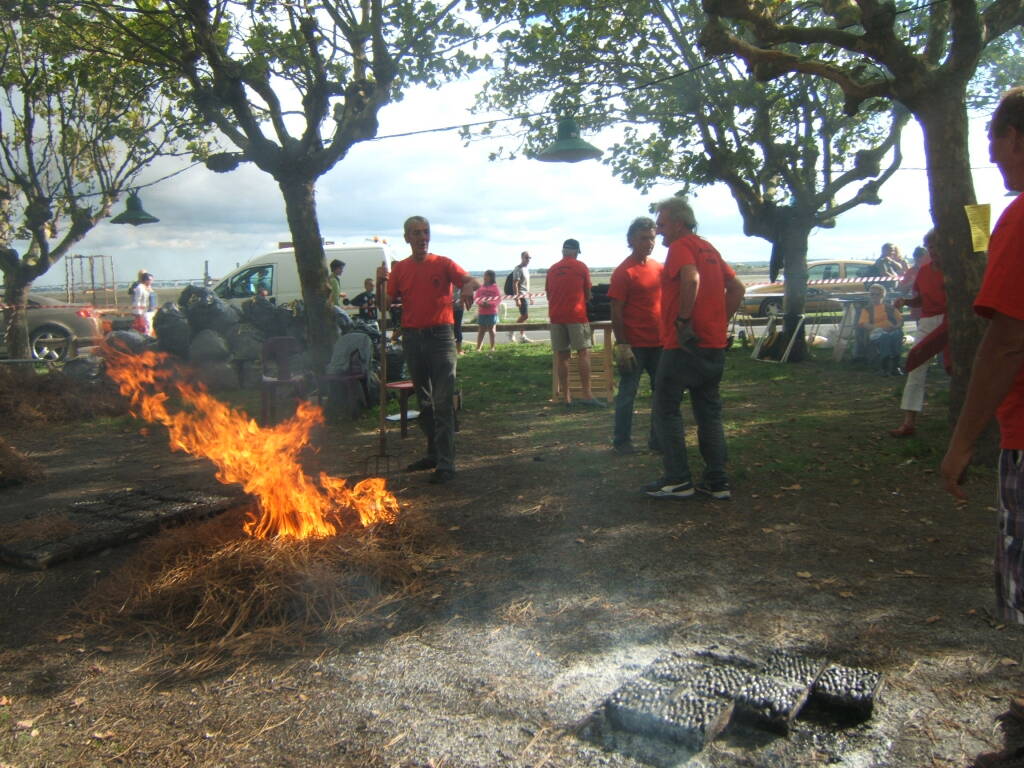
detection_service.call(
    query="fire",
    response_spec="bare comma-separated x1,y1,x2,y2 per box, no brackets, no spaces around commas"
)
102,341,398,540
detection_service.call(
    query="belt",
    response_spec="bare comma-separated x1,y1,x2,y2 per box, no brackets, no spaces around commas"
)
403,324,452,333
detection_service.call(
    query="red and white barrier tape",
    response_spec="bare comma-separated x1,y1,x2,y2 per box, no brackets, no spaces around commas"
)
740,275,895,289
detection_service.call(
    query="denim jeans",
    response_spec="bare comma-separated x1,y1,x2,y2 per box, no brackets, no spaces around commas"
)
402,325,458,472
653,345,728,486
613,346,661,449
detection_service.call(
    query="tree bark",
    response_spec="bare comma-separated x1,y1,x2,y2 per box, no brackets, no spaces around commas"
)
775,212,813,363
910,92,987,420
278,177,335,375
2,280,31,359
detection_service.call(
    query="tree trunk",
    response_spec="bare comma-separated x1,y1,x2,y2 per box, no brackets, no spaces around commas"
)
912,95,987,417
777,212,814,362
278,178,336,375
2,280,31,360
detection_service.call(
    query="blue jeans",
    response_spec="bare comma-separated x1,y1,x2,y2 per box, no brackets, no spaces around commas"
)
402,325,458,472
871,328,902,358
613,346,661,449
653,345,728,486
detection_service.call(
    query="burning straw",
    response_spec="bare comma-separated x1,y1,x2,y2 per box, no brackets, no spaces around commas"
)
85,507,446,677
101,339,399,539
89,338,416,675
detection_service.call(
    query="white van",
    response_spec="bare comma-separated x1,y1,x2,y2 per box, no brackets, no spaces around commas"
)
212,240,393,310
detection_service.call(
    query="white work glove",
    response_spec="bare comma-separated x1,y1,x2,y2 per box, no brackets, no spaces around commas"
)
613,343,637,374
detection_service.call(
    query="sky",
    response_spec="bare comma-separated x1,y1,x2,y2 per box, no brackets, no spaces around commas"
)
36,77,1014,287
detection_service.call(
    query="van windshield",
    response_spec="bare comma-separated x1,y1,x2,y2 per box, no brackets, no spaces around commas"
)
217,265,274,299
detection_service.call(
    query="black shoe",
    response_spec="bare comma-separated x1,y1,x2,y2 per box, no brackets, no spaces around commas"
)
643,479,695,499
405,457,436,472
427,469,455,484
696,482,732,500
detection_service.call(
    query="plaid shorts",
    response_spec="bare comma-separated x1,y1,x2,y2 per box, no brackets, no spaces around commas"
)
995,449,1024,624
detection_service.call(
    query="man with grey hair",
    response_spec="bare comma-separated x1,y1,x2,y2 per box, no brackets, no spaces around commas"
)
387,215,479,484
608,216,663,454
644,197,745,500
507,251,533,344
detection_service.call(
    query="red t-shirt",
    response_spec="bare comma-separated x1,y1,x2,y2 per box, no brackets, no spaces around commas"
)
608,255,663,347
545,257,590,324
975,193,1024,449
660,234,736,349
387,253,467,329
914,261,946,318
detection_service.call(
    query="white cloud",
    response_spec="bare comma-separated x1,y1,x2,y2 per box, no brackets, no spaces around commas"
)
39,80,1013,288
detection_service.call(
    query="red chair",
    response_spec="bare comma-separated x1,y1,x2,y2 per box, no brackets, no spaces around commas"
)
318,348,368,420
260,336,306,426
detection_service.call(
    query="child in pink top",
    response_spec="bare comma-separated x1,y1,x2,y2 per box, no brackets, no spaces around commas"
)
474,270,502,351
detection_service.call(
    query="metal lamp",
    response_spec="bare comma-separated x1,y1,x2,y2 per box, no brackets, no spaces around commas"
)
537,116,603,163
110,191,159,226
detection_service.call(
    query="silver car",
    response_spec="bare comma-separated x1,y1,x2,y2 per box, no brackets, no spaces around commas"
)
0,294,106,361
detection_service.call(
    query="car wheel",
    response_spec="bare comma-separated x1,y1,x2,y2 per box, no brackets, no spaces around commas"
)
759,298,784,317
30,325,72,361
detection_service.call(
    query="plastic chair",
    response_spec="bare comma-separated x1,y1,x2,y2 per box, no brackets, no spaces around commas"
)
260,336,306,426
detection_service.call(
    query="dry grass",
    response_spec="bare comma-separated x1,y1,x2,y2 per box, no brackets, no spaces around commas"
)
0,365,126,427
84,505,449,678
0,512,78,543
0,434,43,488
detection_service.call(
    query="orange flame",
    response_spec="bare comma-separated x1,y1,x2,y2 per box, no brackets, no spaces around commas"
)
102,341,398,540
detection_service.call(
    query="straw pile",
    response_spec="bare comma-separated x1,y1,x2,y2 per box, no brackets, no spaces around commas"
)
0,435,42,487
85,504,446,677
0,365,125,427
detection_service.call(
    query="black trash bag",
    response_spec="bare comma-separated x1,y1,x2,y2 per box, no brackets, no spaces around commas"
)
63,354,104,383
242,295,290,337
587,283,612,322
105,330,152,355
153,302,191,358
385,343,405,382
334,306,353,333
189,328,231,363
181,286,242,337
351,318,381,348
225,322,265,361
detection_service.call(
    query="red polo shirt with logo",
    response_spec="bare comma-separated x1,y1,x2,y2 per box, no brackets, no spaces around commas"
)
545,257,591,324
387,253,467,328
660,234,735,350
608,255,663,347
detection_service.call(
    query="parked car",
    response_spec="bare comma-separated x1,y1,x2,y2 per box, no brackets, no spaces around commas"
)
740,259,877,317
0,294,105,361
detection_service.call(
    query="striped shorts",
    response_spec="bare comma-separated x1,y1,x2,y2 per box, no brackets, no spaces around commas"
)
995,449,1024,624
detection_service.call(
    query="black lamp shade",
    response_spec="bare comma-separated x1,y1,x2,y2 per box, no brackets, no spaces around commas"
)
110,192,159,226
537,116,603,163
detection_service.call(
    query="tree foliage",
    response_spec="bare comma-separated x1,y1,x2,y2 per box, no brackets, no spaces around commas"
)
699,0,1024,412
475,0,908,358
71,0,488,369
0,4,194,358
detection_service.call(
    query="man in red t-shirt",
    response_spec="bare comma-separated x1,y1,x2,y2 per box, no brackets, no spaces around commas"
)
387,215,479,484
608,217,663,454
546,238,602,407
942,87,1024,633
644,197,745,501
890,229,948,437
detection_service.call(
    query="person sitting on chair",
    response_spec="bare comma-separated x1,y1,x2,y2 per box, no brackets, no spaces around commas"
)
858,284,904,375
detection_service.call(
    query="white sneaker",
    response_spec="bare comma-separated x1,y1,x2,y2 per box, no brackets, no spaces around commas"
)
518,335,533,343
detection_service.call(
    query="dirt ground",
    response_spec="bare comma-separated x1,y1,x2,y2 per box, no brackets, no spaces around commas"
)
3,356,1024,768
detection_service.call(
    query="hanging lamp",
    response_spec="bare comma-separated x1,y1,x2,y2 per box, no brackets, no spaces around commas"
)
110,191,159,226
536,116,603,163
